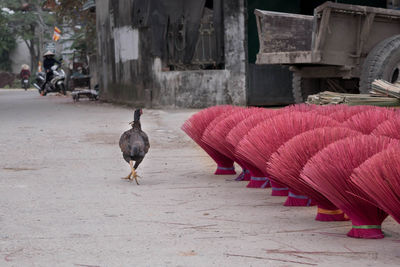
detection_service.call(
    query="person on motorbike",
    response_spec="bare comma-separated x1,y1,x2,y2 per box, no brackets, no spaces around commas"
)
40,51,61,92
20,64,31,89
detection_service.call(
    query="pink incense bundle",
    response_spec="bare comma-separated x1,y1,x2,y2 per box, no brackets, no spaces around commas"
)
284,103,359,120
342,107,396,134
282,103,319,113
327,105,371,123
292,104,366,124
201,106,247,174
372,117,400,140
309,104,344,117
267,127,361,209
351,147,400,224
236,111,339,196
202,107,262,180
226,109,283,187
301,135,400,239
181,105,239,175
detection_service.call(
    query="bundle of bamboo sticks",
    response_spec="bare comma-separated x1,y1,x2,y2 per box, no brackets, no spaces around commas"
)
371,79,400,98
306,91,399,106
306,79,400,106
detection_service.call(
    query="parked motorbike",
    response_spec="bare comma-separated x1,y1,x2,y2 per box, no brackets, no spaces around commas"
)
32,64,66,96
32,71,45,93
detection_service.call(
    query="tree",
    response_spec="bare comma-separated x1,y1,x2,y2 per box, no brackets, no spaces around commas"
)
0,0,55,72
0,11,16,71
54,0,96,56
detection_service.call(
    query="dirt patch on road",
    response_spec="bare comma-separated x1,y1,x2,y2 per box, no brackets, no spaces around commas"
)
82,132,120,145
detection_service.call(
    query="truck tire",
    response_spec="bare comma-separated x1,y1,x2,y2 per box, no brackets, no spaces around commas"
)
292,73,321,103
360,35,400,94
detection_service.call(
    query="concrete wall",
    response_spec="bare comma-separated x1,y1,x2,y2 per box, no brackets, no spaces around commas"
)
96,0,247,108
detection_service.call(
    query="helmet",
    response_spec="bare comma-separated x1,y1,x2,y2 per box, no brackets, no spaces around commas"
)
44,50,55,56
21,64,29,70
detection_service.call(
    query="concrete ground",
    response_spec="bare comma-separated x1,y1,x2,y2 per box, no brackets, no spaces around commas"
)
0,89,400,267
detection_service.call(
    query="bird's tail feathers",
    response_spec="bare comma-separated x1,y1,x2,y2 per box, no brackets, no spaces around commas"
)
130,143,145,157
131,146,139,157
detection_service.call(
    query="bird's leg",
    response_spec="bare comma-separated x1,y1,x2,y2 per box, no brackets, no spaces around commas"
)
133,173,139,185
122,172,132,180
129,160,140,185
121,160,135,180
132,159,144,185
130,160,136,178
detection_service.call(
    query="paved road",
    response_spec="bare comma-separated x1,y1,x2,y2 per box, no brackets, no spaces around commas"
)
0,89,399,266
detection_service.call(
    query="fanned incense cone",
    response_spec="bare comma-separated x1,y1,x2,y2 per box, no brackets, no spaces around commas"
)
347,224,384,239
267,126,362,218
202,108,261,176
226,109,283,185
235,169,251,181
214,165,236,175
245,165,270,188
284,190,315,206
182,105,238,173
315,206,348,221
351,147,400,225
342,107,396,134
302,135,396,238
270,180,289,196
236,112,339,196
246,176,270,188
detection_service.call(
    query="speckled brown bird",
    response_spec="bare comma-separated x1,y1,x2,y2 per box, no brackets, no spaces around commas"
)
119,109,150,184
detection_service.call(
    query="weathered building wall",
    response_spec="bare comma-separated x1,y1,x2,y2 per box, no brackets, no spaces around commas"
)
96,0,112,99
96,0,247,108
151,0,247,108
152,58,232,108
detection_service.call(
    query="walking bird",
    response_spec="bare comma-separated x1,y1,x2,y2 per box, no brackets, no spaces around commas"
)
119,109,150,184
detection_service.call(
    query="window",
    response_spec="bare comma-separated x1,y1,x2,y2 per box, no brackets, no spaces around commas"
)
166,0,224,70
